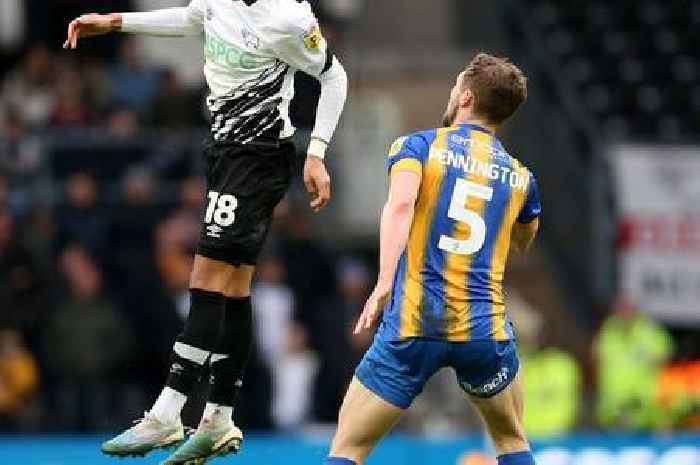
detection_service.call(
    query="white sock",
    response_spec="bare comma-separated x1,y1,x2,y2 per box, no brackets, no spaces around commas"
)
150,387,187,425
202,402,233,426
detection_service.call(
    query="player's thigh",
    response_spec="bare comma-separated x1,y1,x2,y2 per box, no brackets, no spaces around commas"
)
330,377,404,464
196,141,292,269
224,264,255,298
189,255,238,293
468,374,528,454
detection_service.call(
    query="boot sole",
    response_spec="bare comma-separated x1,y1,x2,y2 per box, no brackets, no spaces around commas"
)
102,437,184,458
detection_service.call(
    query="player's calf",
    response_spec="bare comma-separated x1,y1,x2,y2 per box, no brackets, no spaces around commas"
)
468,376,535,464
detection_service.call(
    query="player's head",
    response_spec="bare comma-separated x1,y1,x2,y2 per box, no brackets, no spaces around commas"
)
443,52,527,128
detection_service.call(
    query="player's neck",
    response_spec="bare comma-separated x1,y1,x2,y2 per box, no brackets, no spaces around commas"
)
452,113,498,134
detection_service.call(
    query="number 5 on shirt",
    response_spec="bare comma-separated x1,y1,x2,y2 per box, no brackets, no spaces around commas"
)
438,179,493,256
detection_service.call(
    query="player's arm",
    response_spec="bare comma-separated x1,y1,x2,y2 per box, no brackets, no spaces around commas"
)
301,55,348,212
267,5,348,212
355,169,421,333
511,218,539,253
511,172,542,254
303,56,348,211
63,0,204,49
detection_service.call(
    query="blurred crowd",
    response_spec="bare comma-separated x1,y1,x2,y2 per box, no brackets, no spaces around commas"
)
0,0,699,439
0,163,376,432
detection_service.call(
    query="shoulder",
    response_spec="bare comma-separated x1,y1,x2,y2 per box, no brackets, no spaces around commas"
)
507,154,537,184
263,0,318,36
389,128,438,157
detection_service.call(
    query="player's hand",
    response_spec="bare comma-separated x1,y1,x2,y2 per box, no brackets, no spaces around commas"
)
354,283,392,334
63,13,122,50
303,155,331,213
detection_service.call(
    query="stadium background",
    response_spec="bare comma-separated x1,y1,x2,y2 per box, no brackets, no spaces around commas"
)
0,0,699,464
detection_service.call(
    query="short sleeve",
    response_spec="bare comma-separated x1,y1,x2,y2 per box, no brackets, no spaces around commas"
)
517,173,542,223
386,133,429,178
186,0,206,25
267,2,330,77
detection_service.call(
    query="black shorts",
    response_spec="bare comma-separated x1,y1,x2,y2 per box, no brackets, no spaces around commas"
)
196,138,295,266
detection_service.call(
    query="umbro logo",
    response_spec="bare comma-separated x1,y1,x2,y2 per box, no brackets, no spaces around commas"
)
170,363,184,375
207,224,224,238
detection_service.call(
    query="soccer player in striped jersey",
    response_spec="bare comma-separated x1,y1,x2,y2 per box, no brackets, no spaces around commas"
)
324,53,541,465
63,1,347,463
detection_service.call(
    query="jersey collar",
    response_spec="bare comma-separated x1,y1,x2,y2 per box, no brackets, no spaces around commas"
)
456,123,493,135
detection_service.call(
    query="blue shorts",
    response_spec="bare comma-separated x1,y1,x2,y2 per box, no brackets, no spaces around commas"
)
355,335,519,409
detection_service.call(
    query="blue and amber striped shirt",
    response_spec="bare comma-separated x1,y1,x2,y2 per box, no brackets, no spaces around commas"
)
379,124,541,342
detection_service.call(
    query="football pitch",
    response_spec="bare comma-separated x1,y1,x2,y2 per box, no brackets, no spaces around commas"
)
2,434,699,465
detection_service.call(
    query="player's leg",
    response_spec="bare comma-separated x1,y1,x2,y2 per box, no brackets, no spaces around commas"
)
453,340,535,465
469,375,535,464
163,141,293,464
324,337,446,465
161,266,254,464
204,264,255,425
101,255,235,457
325,378,404,465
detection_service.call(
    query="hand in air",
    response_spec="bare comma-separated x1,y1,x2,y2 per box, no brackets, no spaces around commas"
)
64,13,119,49
303,155,331,213
354,283,391,334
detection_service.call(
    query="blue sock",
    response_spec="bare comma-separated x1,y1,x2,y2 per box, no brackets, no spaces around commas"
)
498,451,535,465
323,458,356,465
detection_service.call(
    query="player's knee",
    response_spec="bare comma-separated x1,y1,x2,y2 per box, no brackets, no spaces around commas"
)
190,257,231,292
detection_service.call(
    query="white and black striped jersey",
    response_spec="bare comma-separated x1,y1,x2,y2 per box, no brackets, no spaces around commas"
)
126,0,332,144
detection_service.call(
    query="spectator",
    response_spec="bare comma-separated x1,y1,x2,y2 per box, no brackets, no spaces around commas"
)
0,207,46,341
518,310,581,438
105,166,163,332
151,69,198,130
594,298,674,430
107,166,160,272
0,106,43,178
312,257,371,422
272,200,336,329
253,254,317,430
106,106,141,139
178,176,206,218
42,244,132,430
1,44,55,128
108,38,163,115
0,175,7,206
658,361,700,429
49,64,93,128
55,172,107,258
0,329,39,429
155,207,199,321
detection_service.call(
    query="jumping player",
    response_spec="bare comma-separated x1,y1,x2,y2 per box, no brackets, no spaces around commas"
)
324,53,540,465
63,1,347,463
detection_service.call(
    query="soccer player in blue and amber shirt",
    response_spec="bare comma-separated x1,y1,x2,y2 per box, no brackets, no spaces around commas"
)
324,53,541,465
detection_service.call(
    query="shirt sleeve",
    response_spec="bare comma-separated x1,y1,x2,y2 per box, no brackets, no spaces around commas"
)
310,56,347,144
386,133,430,178
266,2,330,77
517,172,542,223
186,0,206,25
121,1,204,36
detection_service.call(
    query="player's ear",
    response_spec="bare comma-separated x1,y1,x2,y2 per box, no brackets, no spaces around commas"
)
459,87,474,109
